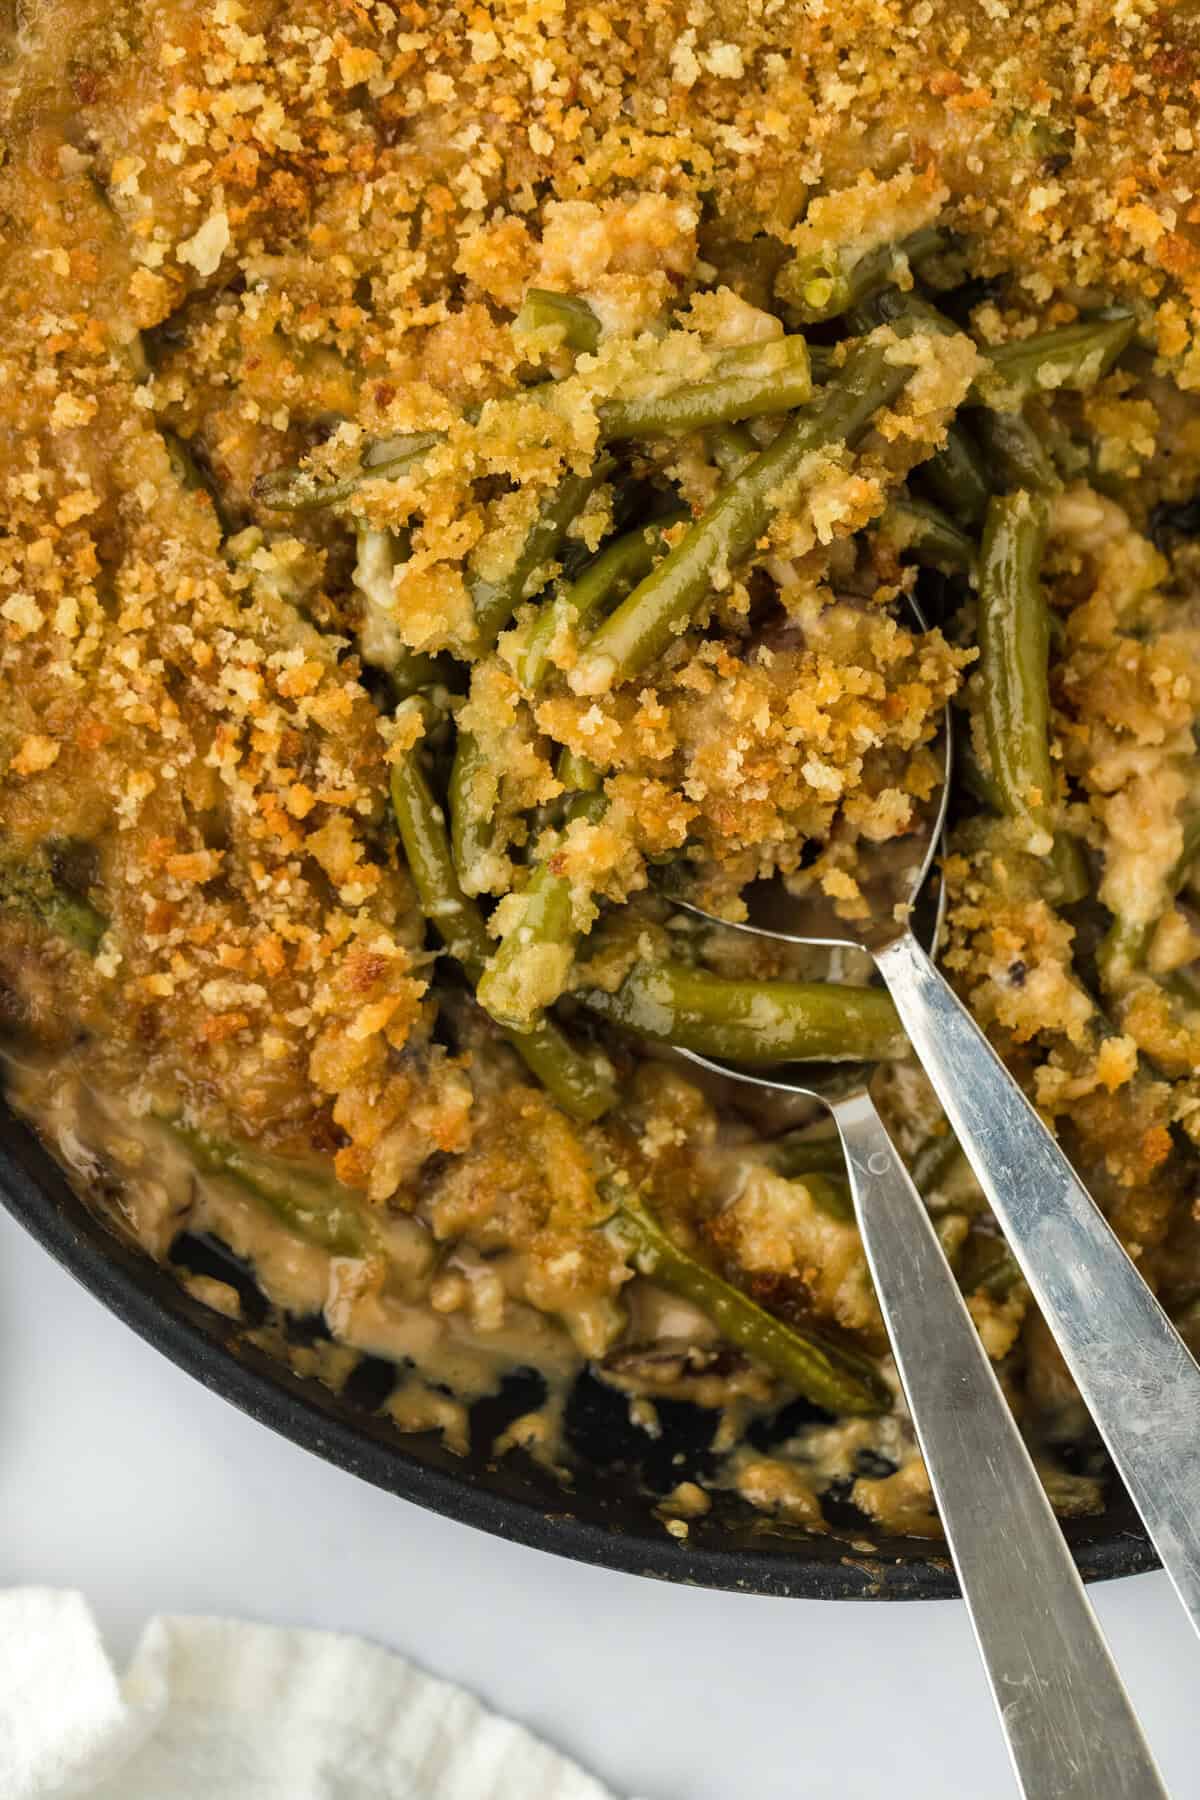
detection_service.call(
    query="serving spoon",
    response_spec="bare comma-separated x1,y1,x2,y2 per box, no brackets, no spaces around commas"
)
672,1034,1166,1793
675,592,1200,1653
671,868,1165,1791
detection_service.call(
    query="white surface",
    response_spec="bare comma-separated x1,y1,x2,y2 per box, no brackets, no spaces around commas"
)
3,1206,1197,1800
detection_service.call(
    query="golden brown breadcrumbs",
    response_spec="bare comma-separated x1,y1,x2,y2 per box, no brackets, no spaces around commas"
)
0,0,1198,1539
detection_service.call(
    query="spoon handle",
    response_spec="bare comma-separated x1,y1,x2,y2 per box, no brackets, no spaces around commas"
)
831,1087,1166,1800
878,926,1200,1641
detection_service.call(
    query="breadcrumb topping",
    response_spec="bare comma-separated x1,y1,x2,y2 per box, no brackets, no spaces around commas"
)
1,0,1198,1541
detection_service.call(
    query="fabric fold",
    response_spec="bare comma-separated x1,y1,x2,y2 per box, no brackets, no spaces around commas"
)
0,1590,619,1800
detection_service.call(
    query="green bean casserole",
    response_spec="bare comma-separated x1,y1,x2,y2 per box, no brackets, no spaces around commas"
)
2,0,1199,1538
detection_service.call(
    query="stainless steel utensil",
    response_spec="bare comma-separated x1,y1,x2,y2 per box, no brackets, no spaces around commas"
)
648,589,1180,1792
675,1041,1167,1796
676,598,1200,1646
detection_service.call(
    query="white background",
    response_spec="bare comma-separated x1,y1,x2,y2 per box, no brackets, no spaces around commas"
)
3,1206,1197,1799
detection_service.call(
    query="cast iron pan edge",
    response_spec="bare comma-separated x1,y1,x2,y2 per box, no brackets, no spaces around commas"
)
0,1107,1159,1600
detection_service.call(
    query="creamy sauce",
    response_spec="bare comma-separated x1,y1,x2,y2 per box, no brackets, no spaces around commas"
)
5,1048,930,1533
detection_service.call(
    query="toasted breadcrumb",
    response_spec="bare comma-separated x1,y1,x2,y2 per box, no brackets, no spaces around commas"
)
1,0,1198,1543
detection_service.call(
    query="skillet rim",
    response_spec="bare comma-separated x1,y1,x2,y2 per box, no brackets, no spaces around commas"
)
0,1109,1159,1600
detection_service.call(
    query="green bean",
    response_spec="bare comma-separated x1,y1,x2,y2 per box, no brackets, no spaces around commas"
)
389,739,617,1121
571,339,913,695
0,848,107,955
977,492,1086,900
390,742,489,970
254,431,444,512
278,443,612,647
497,1011,618,1120
801,1171,856,1222
382,659,465,709
262,434,658,682
1163,810,1198,894
777,226,945,324
164,1119,369,1255
472,463,612,652
580,961,907,1064
759,1137,852,1224
31,888,108,955
848,288,958,341
513,289,602,354
973,311,1136,409
977,493,1050,781
257,309,1132,512
555,747,602,794
916,421,992,528
762,1129,849,1179
597,337,813,440
969,408,1059,495
1098,813,1200,988
909,1128,965,1197
256,336,809,522
708,422,757,478
516,514,686,692
863,291,1132,412
604,1183,888,1413
258,341,799,515
387,652,464,701
257,341,804,519
958,1228,1023,1299
476,791,609,1031
959,738,1005,812
878,497,976,576
448,729,499,897
478,864,577,1031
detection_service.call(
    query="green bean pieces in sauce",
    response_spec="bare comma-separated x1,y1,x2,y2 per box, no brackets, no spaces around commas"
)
238,250,1145,1418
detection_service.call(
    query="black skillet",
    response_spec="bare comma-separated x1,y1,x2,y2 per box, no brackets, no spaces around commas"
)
0,1099,1157,1599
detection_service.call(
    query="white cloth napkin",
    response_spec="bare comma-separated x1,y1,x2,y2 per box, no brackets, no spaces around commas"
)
0,1590,621,1800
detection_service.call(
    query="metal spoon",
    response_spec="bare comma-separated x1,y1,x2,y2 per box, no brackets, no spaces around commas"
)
671,840,1167,1795
675,1027,1166,1792
677,592,1200,1649
646,591,1174,1790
